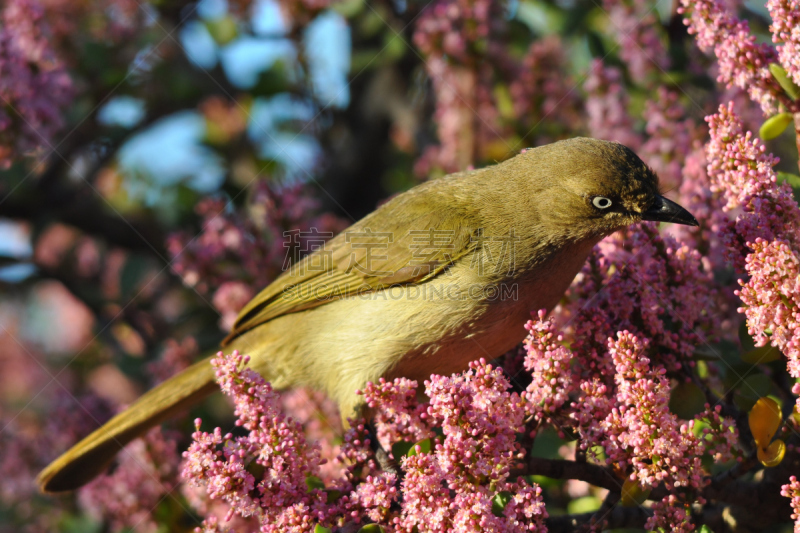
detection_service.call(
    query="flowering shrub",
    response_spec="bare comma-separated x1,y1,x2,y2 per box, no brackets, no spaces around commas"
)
3,0,800,531
183,351,547,533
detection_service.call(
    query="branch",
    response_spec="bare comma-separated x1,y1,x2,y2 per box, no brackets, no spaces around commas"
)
0,108,181,255
511,457,621,493
0,193,166,255
546,496,651,533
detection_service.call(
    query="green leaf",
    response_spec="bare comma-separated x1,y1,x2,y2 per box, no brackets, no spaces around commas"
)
741,345,782,365
734,373,773,411
530,427,569,460
357,525,385,533
391,440,415,459
522,474,560,488
778,172,800,203
331,0,364,17
314,526,333,533
759,112,794,140
59,514,102,533
491,491,514,516
305,475,325,492
204,16,238,45
770,63,800,100
567,495,602,514
699,524,715,533
325,489,342,503
407,438,432,456
669,382,706,419
739,321,756,352
515,0,565,35
778,171,800,187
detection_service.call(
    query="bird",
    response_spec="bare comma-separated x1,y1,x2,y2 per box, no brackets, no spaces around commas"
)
37,137,698,493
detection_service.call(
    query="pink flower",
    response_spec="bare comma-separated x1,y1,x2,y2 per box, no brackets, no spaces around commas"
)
509,36,582,137
603,0,668,83
680,0,784,114
411,0,507,174
147,337,198,385
182,351,327,530
767,0,800,87
583,60,642,149
737,238,800,377
602,332,705,491
212,281,255,332
79,428,181,533
523,310,577,422
167,183,345,314
646,494,695,533
706,103,800,397
359,378,434,451
781,475,800,533
566,224,717,376
0,0,73,167
425,359,525,491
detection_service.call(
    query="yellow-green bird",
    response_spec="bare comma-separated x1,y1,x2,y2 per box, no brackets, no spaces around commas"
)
38,137,698,492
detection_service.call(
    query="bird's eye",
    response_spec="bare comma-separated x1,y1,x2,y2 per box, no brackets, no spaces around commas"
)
592,196,613,209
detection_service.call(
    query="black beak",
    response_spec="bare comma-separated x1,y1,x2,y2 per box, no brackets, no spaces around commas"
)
641,195,699,227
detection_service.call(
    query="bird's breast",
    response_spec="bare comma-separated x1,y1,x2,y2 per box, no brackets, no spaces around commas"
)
386,235,602,384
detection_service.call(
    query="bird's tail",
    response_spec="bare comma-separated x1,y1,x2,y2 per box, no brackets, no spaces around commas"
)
37,355,217,493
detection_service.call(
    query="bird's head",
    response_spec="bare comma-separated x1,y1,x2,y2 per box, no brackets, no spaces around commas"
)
515,137,698,240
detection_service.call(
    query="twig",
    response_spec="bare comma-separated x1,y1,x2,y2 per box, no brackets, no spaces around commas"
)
546,493,651,533
510,457,621,493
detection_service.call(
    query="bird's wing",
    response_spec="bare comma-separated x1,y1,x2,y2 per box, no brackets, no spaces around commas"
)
222,180,481,344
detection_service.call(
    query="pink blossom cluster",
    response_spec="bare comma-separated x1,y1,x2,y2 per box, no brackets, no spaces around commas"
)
646,494,695,533
602,332,704,491
376,359,547,533
279,387,345,483
522,317,739,529
640,88,703,191
603,0,667,84
182,351,328,531
564,223,718,376
167,183,345,330
781,476,800,533
737,238,800,378
509,36,582,138
583,61,642,150
523,310,575,422
411,59,484,175
423,360,526,492
705,104,800,397
705,104,791,215
679,0,788,114
360,377,433,450
527,319,735,481
0,0,73,167
674,144,735,268
413,0,492,65
767,0,800,87
78,428,181,533
184,352,549,532
410,0,512,175
0,383,115,531
147,336,198,385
